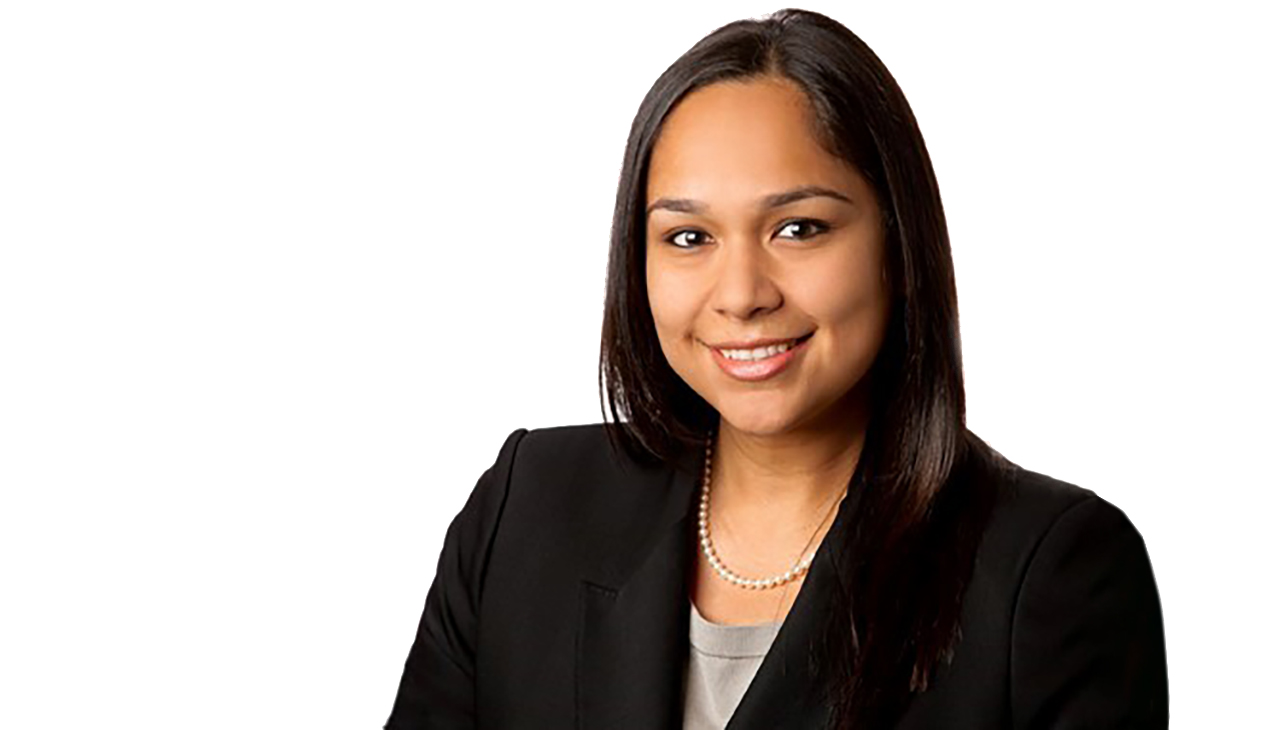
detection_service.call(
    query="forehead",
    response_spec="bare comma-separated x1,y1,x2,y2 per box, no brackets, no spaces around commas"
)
647,77,857,203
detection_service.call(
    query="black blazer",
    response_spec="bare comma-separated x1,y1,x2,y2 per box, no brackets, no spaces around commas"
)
385,424,1167,729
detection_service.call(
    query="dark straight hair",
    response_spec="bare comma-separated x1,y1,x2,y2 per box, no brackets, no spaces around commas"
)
598,7,1011,728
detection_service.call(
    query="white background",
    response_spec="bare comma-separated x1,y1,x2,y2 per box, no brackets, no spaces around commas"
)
1,1,1276,727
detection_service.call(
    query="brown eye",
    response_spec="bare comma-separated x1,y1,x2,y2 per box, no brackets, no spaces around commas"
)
776,219,829,240
664,229,709,249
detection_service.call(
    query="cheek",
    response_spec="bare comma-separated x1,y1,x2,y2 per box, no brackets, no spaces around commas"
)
805,261,890,341
646,265,696,339
646,277,693,381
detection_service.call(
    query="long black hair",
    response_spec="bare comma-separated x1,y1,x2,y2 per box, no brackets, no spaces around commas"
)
597,8,1012,727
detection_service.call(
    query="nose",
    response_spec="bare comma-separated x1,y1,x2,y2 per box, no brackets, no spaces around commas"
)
710,236,783,322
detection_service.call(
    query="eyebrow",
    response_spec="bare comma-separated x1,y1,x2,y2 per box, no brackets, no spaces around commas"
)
645,184,855,218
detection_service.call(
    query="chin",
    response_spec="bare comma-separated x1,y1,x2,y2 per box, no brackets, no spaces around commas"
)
714,401,801,437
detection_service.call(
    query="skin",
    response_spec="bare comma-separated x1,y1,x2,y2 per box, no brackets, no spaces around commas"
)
645,74,892,624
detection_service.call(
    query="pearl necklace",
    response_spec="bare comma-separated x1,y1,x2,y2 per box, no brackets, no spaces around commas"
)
697,434,846,591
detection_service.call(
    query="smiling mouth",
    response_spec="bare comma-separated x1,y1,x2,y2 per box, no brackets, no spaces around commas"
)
711,332,814,361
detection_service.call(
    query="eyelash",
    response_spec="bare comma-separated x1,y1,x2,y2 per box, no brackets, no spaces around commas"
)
662,219,830,249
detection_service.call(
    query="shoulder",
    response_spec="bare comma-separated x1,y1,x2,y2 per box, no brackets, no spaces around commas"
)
448,424,620,543
506,422,621,471
971,445,1147,570
473,423,624,493
954,442,1167,722
468,422,692,594
493,422,654,489
988,460,1155,591
972,461,1168,724
503,420,690,486
960,441,1159,622
483,421,685,529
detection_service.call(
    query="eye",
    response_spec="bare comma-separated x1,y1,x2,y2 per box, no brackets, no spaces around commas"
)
775,218,830,241
663,229,710,250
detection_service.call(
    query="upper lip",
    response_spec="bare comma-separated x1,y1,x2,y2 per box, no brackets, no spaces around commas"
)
705,332,813,350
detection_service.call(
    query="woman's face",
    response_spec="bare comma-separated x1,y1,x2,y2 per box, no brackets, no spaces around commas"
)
645,76,891,438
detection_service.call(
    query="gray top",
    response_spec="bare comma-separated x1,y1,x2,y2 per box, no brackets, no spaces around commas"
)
681,600,783,730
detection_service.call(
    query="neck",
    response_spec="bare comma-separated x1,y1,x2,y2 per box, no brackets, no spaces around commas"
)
711,391,870,523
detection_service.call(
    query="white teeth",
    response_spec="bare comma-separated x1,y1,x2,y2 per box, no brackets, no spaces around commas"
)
717,340,797,361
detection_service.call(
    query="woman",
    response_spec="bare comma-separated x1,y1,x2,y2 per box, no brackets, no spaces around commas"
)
385,8,1167,729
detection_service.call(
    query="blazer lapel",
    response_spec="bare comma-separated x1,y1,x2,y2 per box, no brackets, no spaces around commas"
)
576,438,865,730
576,441,701,730
725,484,863,729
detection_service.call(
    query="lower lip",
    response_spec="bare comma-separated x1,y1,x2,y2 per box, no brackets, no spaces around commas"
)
708,337,810,382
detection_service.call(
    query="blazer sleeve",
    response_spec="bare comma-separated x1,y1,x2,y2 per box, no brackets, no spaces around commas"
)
1010,493,1169,729
384,427,529,730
